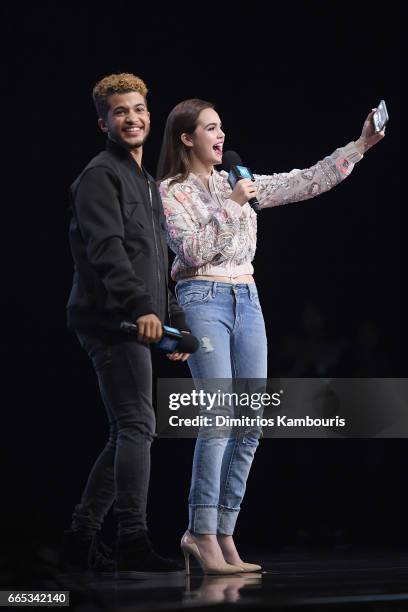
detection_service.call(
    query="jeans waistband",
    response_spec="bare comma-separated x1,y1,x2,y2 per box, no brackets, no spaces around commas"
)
176,280,257,296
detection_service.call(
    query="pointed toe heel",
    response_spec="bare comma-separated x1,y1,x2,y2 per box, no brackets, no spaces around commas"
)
180,531,243,575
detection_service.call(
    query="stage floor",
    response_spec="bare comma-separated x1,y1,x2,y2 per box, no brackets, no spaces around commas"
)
41,551,408,610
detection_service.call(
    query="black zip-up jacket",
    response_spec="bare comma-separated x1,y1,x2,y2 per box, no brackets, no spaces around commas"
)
66,138,188,333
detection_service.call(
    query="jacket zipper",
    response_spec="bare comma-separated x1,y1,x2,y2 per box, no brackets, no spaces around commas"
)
211,172,234,279
147,180,167,322
210,172,224,207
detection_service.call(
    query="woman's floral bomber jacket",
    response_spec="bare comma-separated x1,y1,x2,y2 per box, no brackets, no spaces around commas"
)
159,141,363,281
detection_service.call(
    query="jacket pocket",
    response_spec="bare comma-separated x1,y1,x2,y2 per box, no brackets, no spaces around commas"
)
124,200,142,214
123,201,149,234
124,201,146,227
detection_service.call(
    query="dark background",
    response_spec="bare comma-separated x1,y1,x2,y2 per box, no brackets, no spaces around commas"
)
2,0,407,575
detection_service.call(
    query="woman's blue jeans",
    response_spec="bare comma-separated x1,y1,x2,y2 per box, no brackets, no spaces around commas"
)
175,281,268,535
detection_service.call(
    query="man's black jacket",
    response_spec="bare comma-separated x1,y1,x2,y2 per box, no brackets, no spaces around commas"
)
67,138,188,333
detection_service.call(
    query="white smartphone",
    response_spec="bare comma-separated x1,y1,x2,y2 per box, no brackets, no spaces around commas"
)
373,100,389,133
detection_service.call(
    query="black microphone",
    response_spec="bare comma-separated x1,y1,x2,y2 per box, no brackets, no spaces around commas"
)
221,151,261,214
120,322,199,354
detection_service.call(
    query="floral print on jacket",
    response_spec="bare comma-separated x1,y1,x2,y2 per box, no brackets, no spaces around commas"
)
159,141,363,281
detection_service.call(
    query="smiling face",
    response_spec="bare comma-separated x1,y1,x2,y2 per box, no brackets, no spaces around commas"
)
98,91,150,150
181,107,225,166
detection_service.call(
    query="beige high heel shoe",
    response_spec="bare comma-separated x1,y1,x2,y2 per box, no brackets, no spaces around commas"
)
181,531,243,575
227,561,262,572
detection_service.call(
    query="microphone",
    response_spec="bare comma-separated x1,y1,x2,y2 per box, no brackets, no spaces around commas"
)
120,322,200,354
221,151,261,214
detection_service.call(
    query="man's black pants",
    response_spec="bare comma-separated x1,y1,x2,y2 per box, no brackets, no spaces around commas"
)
71,331,155,538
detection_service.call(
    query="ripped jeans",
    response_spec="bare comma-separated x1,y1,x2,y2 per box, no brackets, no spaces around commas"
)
175,281,268,534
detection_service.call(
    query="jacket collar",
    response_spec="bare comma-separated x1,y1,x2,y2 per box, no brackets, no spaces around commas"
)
106,137,149,179
186,168,226,190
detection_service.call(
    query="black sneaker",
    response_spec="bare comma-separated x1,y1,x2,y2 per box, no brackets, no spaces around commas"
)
116,530,184,576
60,529,116,572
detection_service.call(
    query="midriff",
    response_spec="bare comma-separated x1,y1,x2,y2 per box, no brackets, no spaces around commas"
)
185,274,254,284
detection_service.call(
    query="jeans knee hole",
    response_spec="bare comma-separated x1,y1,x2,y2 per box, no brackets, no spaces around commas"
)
201,336,214,352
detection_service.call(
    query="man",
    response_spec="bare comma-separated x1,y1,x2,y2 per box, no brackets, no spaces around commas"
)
63,73,189,573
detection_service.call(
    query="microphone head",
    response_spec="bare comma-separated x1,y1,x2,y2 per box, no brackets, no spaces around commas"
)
178,333,200,354
221,150,242,173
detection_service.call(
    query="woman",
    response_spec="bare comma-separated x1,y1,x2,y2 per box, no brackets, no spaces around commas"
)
157,99,384,574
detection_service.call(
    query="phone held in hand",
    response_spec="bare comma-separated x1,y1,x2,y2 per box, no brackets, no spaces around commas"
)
373,100,389,133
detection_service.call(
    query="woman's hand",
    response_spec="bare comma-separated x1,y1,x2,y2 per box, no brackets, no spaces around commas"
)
230,179,259,206
166,331,191,362
167,351,190,361
355,108,386,154
166,351,190,362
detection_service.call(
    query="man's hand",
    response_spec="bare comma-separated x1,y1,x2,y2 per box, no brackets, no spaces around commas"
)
230,179,259,206
166,331,191,362
355,108,386,154
136,313,163,344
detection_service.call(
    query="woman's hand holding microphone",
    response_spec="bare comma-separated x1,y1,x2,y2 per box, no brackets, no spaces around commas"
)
229,179,259,207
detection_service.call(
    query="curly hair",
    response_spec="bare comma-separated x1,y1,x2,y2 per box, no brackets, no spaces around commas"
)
92,73,148,120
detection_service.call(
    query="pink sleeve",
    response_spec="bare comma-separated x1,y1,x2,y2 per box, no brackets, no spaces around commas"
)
255,141,363,209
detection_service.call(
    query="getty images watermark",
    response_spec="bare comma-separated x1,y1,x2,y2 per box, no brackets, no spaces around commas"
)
167,388,344,429
157,378,408,438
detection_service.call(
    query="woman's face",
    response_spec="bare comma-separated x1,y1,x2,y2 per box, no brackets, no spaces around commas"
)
183,108,225,166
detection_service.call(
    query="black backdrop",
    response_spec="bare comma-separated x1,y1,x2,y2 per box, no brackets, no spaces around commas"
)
2,0,407,564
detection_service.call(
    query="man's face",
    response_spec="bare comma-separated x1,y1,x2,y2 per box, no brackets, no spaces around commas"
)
99,91,150,150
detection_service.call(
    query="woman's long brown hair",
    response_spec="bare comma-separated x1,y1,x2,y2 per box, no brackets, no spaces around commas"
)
156,98,214,187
